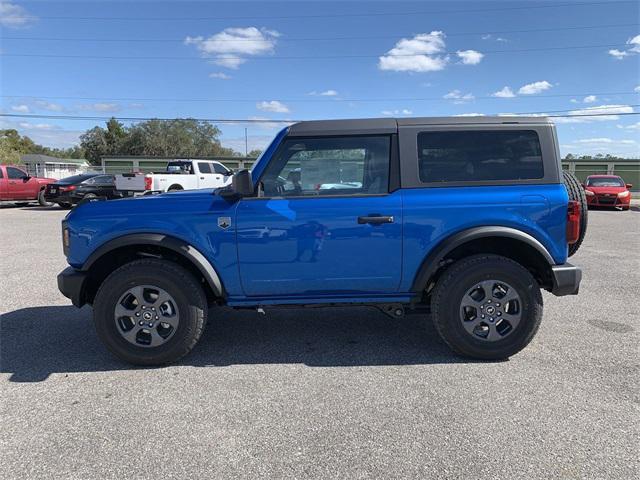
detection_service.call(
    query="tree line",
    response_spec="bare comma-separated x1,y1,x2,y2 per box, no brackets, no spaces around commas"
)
1,117,262,166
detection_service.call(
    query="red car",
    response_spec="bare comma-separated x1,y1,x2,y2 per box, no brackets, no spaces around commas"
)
0,165,55,206
583,175,632,210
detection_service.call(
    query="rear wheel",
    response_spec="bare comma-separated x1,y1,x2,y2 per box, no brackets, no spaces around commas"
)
562,171,588,257
37,189,52,206
431,254,543,360
93,259,207,365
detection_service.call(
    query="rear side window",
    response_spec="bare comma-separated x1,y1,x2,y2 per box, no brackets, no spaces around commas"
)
212,163,230,174
197,162,212,174
417,130,544,183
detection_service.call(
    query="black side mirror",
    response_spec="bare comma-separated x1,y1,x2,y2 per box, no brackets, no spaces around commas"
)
22,175,31,181
220,169,253,199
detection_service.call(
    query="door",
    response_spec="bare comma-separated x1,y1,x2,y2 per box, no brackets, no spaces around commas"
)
196,162,225,188
5,166,30,199
236,135,402,296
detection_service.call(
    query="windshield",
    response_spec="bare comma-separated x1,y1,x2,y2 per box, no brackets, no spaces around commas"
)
587,177,624,187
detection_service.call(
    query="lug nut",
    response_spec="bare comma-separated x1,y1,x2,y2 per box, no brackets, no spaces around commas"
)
155,316,159,320
139,321,144,326
481,314,485,318
148,323,153,327
135,312,140,317
497,312,502,316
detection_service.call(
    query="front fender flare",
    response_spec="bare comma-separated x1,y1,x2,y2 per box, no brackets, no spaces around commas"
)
82,233,224,297
410,226,555,293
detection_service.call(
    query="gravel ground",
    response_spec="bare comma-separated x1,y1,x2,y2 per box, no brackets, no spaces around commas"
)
1,203,638,479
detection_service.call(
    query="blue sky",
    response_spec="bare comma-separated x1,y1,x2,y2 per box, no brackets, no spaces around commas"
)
1,0,639,157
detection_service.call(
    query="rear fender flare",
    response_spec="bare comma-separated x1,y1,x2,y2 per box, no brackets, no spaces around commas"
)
411,226,554,293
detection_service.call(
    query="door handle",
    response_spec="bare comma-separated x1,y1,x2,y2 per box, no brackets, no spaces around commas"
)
200,176,205,180
357,215,394,225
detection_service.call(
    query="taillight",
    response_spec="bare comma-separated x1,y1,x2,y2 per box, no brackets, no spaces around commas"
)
60,185,76,192
144,176,152,191
566,200,580,244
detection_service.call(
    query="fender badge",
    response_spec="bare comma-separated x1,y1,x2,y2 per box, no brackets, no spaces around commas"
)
218,217,231,229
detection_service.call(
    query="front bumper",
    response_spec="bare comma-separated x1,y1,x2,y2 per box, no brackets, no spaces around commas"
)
57,267,87,307
550,263,582,296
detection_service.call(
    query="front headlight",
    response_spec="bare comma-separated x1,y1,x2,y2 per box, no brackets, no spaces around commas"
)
618,190,630,198
584,189,595,196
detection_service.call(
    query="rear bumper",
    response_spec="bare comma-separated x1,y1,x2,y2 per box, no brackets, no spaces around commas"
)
57,267,87,307
550,263,582,296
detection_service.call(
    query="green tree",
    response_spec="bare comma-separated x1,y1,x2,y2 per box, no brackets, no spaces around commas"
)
80,118,128,165
248,149,263,158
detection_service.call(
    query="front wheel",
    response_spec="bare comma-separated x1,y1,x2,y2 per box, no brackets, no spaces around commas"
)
431,254,543,360
93,259,207,365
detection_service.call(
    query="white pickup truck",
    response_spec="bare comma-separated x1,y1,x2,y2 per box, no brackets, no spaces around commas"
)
114,159,233,194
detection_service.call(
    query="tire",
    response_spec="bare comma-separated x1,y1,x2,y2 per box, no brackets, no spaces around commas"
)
93,259,207,365
562,171,588,257
168,185,183,192
431,254,543,360
57,202,73,209
37,189,52,207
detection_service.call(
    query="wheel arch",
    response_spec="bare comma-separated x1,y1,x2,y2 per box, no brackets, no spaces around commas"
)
411,226,556,297
81,233,224,305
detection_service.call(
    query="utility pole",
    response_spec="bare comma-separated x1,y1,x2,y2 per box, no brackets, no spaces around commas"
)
244,128,248,157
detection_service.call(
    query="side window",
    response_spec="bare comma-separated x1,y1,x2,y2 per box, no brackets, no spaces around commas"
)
82,177,96,185
417,130,544,183
260,136,390,197
0,168,3,179
197,162,212,174
212,163,230,175
92,175,113,184
7,167,27,179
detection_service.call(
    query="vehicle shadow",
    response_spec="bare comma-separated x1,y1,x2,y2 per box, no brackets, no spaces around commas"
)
1,305,474,382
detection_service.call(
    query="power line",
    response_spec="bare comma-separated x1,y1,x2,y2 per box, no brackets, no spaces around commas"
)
3,23,637,43
2,91,638,105
0,43,629,61
8,1,635,21
2,109,639,124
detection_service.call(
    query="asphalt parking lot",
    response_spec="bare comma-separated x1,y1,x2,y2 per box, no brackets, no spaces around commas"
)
1,204,638,479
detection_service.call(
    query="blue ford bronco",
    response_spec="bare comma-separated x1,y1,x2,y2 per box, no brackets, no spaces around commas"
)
58,117,586,365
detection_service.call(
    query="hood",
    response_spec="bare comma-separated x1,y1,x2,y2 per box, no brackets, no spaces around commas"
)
68,188,232,219
585,186,627,194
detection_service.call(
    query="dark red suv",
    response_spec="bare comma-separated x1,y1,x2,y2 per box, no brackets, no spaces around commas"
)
583,175,632,210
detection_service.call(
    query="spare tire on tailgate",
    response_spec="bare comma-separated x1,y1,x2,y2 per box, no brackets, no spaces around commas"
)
562,170,588,257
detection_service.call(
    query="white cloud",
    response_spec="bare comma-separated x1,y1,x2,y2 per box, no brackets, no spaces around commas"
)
570,98,579,103
608,49,628,59
623,121,640,130
185,27,279,69
575,137,613,144
481,34,507,42
443,90,474,103
583,95,597,103
247,116,291,130
308,89,339,96
491,86,515,98
221,134,276,153
554,104,634,123
18,122,56,130
256,100,290,113
561,137,640,157
453,113,486,117
209,72,232,80
378,31,449,72
129,103,144,109
634,85,640,92
34,100,65,112
456,49,484,65
518,80,552,95
10,104,29,113
0,1,36,28
82,103,120,112
608,34,640,59
381,109,413,116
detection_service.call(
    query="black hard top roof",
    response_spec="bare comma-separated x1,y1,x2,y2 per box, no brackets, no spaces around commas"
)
288,116,552,136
